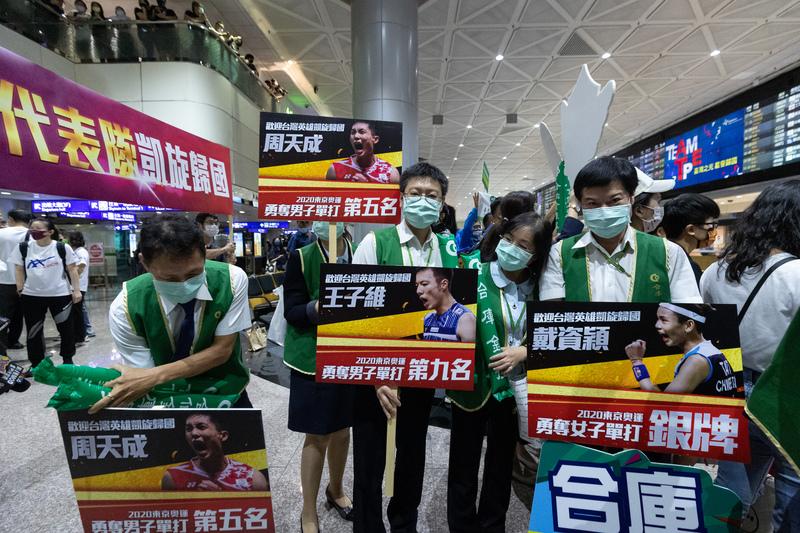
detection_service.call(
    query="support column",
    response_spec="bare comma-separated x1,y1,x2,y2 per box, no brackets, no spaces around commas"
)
351,0,419,241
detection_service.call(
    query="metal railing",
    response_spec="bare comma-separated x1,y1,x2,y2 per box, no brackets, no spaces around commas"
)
0,0,273,110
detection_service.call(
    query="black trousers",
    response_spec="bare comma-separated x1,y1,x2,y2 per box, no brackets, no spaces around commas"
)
448,396,518,533
21,294,75,367
0,283,24,355
352,385,434,533
71,290,87,343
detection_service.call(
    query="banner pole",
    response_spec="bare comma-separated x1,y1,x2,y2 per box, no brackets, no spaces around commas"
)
384,387,398,497
328,222,336,264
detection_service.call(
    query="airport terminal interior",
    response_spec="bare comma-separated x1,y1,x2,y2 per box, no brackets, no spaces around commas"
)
2,0,800,531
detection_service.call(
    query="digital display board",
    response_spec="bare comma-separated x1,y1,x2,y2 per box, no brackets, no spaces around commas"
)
232,221,289,231
59,211,137,222
233,232,244,257
34,200,174,213
618,78,800,192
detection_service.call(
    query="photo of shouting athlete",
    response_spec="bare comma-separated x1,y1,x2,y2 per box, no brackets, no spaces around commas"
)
325,121,400,184
415,267,476,343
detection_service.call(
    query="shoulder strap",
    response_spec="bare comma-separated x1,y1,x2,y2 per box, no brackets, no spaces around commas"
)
56,242,69,282
738,256,798,325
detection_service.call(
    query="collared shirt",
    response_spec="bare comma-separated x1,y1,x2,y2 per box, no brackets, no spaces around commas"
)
490,261,534,348
539,227,701,303
353,219,443,267
108,265,252,368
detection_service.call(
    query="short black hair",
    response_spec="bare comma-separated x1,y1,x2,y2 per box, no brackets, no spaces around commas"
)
140,214,205,265
573,156,638,201
351,120,378,137
68,230,85,249
8,209,32,224
479,191,537,262
30,217,56,233
399,162,448,198
186,412,225,433
485,212,553,284
661,193,721,240
490,197,503,216
195,212,217,225
416,267,453,289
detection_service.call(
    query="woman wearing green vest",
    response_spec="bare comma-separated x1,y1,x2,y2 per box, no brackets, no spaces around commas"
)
447,212,552,533
283,221,356,533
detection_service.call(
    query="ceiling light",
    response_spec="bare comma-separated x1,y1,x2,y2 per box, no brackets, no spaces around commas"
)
605,123,609,127
239,210,245,214
523,175,528,178
710,50,720,57
602,52,611,59
495,54,504,61
502,156,507,159
466,125,472,129
736,195,742,198
287,59,294,65
459,143,464,147
454,157,458,160
515,143,521,146
0,191,10,195
534,124,540,129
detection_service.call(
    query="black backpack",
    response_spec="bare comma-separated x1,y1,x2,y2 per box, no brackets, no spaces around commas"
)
19,241,71,286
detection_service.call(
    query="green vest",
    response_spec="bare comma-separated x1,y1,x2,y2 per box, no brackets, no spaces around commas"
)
284,239,357,374
123,260,249,395
373,225,460,267
560,230,671,303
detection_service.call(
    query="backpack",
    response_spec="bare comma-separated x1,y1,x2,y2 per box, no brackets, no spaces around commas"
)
19,241,71,286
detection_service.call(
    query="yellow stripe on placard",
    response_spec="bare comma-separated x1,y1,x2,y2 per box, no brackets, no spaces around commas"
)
71,450,268,490
527,382,746,407
526,348,743,390
258,178,398,190
259,151,403,179
318,335,474,351
75,490,271,501
317,304,478,340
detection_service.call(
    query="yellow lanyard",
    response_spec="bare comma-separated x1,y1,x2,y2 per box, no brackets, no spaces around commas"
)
500,288,527,342
404,242,434,267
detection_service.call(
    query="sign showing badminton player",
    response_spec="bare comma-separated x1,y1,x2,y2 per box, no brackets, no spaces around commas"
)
316,264,477,390
526,301,749,462
258,113,403,224
58,408,274,533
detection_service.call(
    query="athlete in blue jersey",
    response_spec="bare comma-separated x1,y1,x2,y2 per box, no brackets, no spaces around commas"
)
414,267,476,342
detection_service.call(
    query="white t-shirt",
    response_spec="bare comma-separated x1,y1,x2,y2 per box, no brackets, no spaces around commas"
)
9,240,77,297
74,247,90,292
0,226,29,285
700,253,800,373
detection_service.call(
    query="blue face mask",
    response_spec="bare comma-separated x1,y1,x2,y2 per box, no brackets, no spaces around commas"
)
403,196,441,229
496,239,532,272
152,271,206,304
312,221,344,240
582,204,631,239
298,227,309,234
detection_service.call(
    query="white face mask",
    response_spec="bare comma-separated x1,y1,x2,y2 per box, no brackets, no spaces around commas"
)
639,205,664,234
116,9,125,16
204,224,219,237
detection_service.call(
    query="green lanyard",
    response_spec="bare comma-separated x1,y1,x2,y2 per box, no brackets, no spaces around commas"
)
500,289,527,337
598,243,632,278
404,242,434,267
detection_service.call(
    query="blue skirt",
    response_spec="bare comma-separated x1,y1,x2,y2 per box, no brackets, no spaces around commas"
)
288,369,355,435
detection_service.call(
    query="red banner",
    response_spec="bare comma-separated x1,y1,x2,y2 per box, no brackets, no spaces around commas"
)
528,382,750,462
0,46,233,214
316,335,475,389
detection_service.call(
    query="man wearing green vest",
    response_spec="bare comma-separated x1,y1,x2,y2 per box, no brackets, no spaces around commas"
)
539,156,701,304
351,162,459,533
90,214,252,413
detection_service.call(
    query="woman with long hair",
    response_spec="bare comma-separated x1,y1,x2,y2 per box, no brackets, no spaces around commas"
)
447,211,552,532
478,190,537,262
700,180,800,531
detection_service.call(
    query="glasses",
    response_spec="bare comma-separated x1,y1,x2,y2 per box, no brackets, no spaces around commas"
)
404,192,442,202
693,221,719,230
501,234,533,254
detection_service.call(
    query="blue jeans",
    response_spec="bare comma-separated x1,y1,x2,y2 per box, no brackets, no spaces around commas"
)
81,297,92,330
715,369,800,532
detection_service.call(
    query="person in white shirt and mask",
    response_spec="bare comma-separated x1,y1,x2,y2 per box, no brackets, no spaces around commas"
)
195,213,235,263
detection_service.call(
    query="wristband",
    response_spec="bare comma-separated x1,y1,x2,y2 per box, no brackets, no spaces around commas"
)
632,363,649,381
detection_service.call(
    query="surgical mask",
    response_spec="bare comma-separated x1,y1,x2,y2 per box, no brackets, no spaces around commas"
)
198,6,204,13
116,8,125,16
496,239,532,272
77,4,86,12
273,240,281,247
640,205,664,234
403,196,441,229
92,5,100,12
152,271,206,304
203,224,219,237
30,229,48,240
312,221,344,240
298,227,308,234
582,204,631,239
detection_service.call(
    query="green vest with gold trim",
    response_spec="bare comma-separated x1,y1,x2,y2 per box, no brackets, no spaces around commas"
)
373,225,460,267
284,240,357,374
559,230,671,302
123,260,249,396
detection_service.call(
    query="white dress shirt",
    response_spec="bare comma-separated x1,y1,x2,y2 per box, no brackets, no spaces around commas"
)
353,220,444,267
490,261,534,348
539,227,701,303
109,265,252,368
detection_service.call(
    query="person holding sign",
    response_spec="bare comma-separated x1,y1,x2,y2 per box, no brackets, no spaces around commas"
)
162,412,268,491
447,212,552,533
539,156,701,304
283,221,357,533
91,214,252,413
351,162,458,533
416,267,476,342
624,303,737,397
326,121,400,184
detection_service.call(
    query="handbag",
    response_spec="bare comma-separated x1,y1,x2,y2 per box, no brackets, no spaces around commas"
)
246,324,268,352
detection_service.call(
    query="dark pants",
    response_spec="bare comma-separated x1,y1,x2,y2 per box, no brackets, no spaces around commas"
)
71,291,87,343
21,294,75,367
448,396,518,533
352,385,434,533
0,284,24,355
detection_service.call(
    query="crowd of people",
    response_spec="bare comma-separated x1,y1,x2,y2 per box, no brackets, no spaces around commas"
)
2,156,797,531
